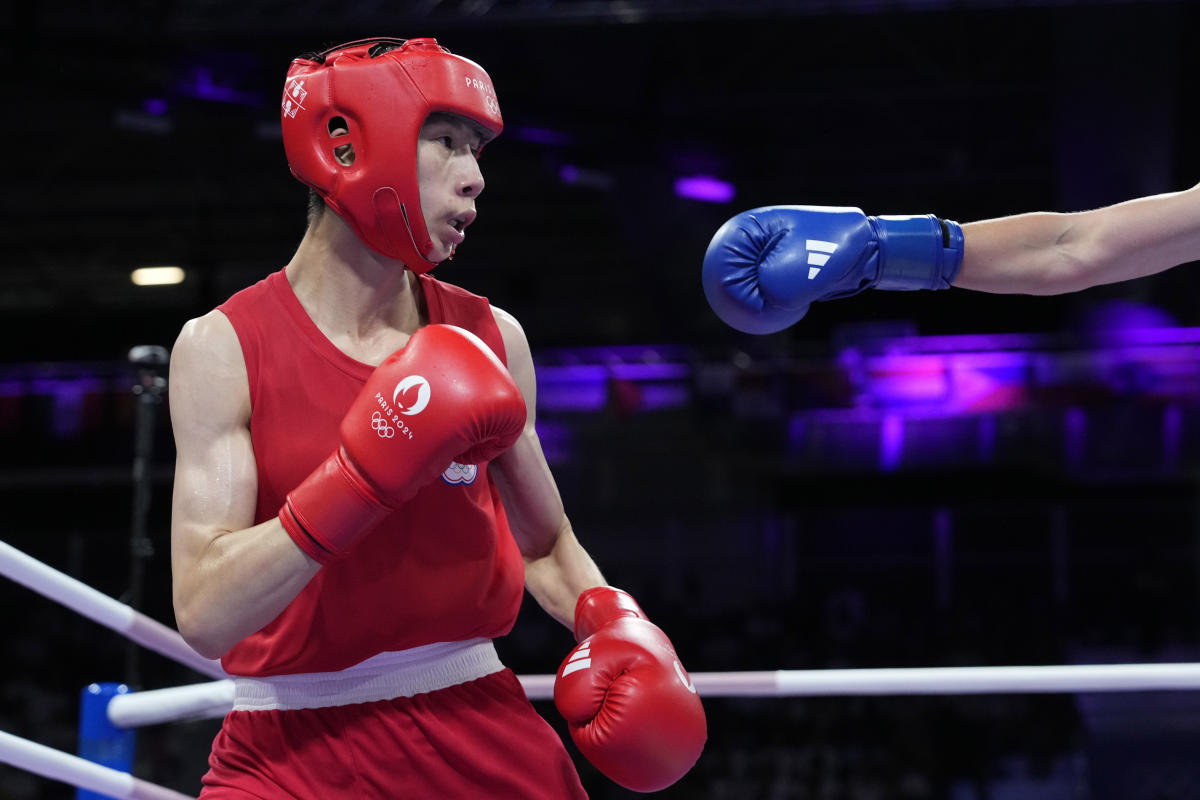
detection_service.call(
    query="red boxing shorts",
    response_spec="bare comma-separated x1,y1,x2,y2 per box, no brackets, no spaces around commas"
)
200,640,587,799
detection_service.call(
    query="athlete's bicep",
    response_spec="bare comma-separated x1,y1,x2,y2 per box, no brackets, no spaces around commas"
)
489,307,568,558
168,311,258,580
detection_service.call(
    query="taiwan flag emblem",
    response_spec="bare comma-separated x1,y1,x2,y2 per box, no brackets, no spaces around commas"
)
442,462,478,486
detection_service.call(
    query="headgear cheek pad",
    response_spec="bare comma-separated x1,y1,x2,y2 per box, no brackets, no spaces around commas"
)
280,37,503,272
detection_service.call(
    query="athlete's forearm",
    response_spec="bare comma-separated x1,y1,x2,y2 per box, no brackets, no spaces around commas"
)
523,525,607,632
172,517,320,660
955,183,1200,295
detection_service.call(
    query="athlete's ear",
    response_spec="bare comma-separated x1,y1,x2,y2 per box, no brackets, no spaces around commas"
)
328,117,355,166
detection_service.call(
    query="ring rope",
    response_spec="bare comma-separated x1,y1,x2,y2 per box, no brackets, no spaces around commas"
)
8,535,1200,798
0,539,225,679
692,663,1200,696
0,729,192,800
106,661,1200,730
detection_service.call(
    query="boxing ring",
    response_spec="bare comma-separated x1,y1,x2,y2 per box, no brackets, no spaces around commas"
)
5,538,1200,799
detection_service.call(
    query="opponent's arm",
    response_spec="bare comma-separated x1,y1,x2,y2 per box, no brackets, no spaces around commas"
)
956,182,1200,294
703,182,1200,334
169,311,321,659
490,307,706,793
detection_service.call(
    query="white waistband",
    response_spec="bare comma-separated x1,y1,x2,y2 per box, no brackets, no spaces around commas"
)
232,638,505,711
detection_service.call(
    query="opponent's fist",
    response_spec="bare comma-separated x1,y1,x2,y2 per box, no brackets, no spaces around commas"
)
702,205,964,334
280,324,526,563
554,587,706,793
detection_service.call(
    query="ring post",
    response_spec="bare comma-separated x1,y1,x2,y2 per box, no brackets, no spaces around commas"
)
125,345,169,689
77,683,135,800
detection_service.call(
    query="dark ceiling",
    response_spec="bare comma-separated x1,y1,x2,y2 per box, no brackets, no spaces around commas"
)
3,0,1196,361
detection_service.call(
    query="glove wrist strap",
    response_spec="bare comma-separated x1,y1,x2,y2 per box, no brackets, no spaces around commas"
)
872,214,964,291
279,449,392,565
574,586,648,641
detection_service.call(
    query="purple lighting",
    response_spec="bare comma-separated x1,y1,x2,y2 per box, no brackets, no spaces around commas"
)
538,364,609,412
785,322,1200,475
31,377,107,438
1163,403,1182,469
535,419,572,465
1064,407,1087,468
178,67,259,106
143,98,169,116
848,349,1033,414
673,175,735,203
558,164,615,191
879,414,904,472
511,126,571,146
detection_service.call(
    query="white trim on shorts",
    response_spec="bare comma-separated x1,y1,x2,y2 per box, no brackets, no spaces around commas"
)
232,638,505,711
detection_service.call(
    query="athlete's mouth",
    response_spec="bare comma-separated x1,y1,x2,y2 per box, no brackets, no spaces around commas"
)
448,210,476,233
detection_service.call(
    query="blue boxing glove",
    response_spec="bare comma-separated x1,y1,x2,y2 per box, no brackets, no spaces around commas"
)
701,205,965,334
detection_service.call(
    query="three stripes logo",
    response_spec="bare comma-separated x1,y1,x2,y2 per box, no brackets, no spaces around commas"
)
805,239,839,280
562,642,591,677
560,642,699,696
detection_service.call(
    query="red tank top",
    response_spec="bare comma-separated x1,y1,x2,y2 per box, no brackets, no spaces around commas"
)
215,269,525,676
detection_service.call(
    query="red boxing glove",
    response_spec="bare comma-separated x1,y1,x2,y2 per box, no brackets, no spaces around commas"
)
554,587,706,793
280,324,525,563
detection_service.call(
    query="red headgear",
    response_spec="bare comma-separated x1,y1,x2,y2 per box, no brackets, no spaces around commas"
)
280,37,503,272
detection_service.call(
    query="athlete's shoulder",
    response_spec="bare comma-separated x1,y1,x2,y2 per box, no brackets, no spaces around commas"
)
174,309,240,365
489,305,529,357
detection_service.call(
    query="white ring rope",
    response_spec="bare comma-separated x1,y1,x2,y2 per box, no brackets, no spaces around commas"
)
7,536,1200,796
691,663,1200,696
110,680,235,728
0,730,193,800
0,539,225,679
107,661,1200,730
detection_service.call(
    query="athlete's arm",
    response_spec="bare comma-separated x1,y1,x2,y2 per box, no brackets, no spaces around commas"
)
703,183,1200,335
169,310,321,659
956,182,1200,295
489,307,606,630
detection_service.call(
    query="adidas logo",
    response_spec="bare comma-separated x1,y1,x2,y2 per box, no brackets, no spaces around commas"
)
561,642,591,677
805,240,838,279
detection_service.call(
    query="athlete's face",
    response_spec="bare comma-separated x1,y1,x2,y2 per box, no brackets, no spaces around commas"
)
417,115,487,262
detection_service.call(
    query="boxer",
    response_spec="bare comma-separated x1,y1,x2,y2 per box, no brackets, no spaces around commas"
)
170,37,704,798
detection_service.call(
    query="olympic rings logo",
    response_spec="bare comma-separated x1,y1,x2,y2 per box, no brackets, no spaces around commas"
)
371,411,395,439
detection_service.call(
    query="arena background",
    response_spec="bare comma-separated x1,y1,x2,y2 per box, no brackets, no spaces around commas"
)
3,1,1200,797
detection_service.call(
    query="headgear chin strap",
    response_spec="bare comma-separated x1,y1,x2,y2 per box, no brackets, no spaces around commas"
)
280,37,503,272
